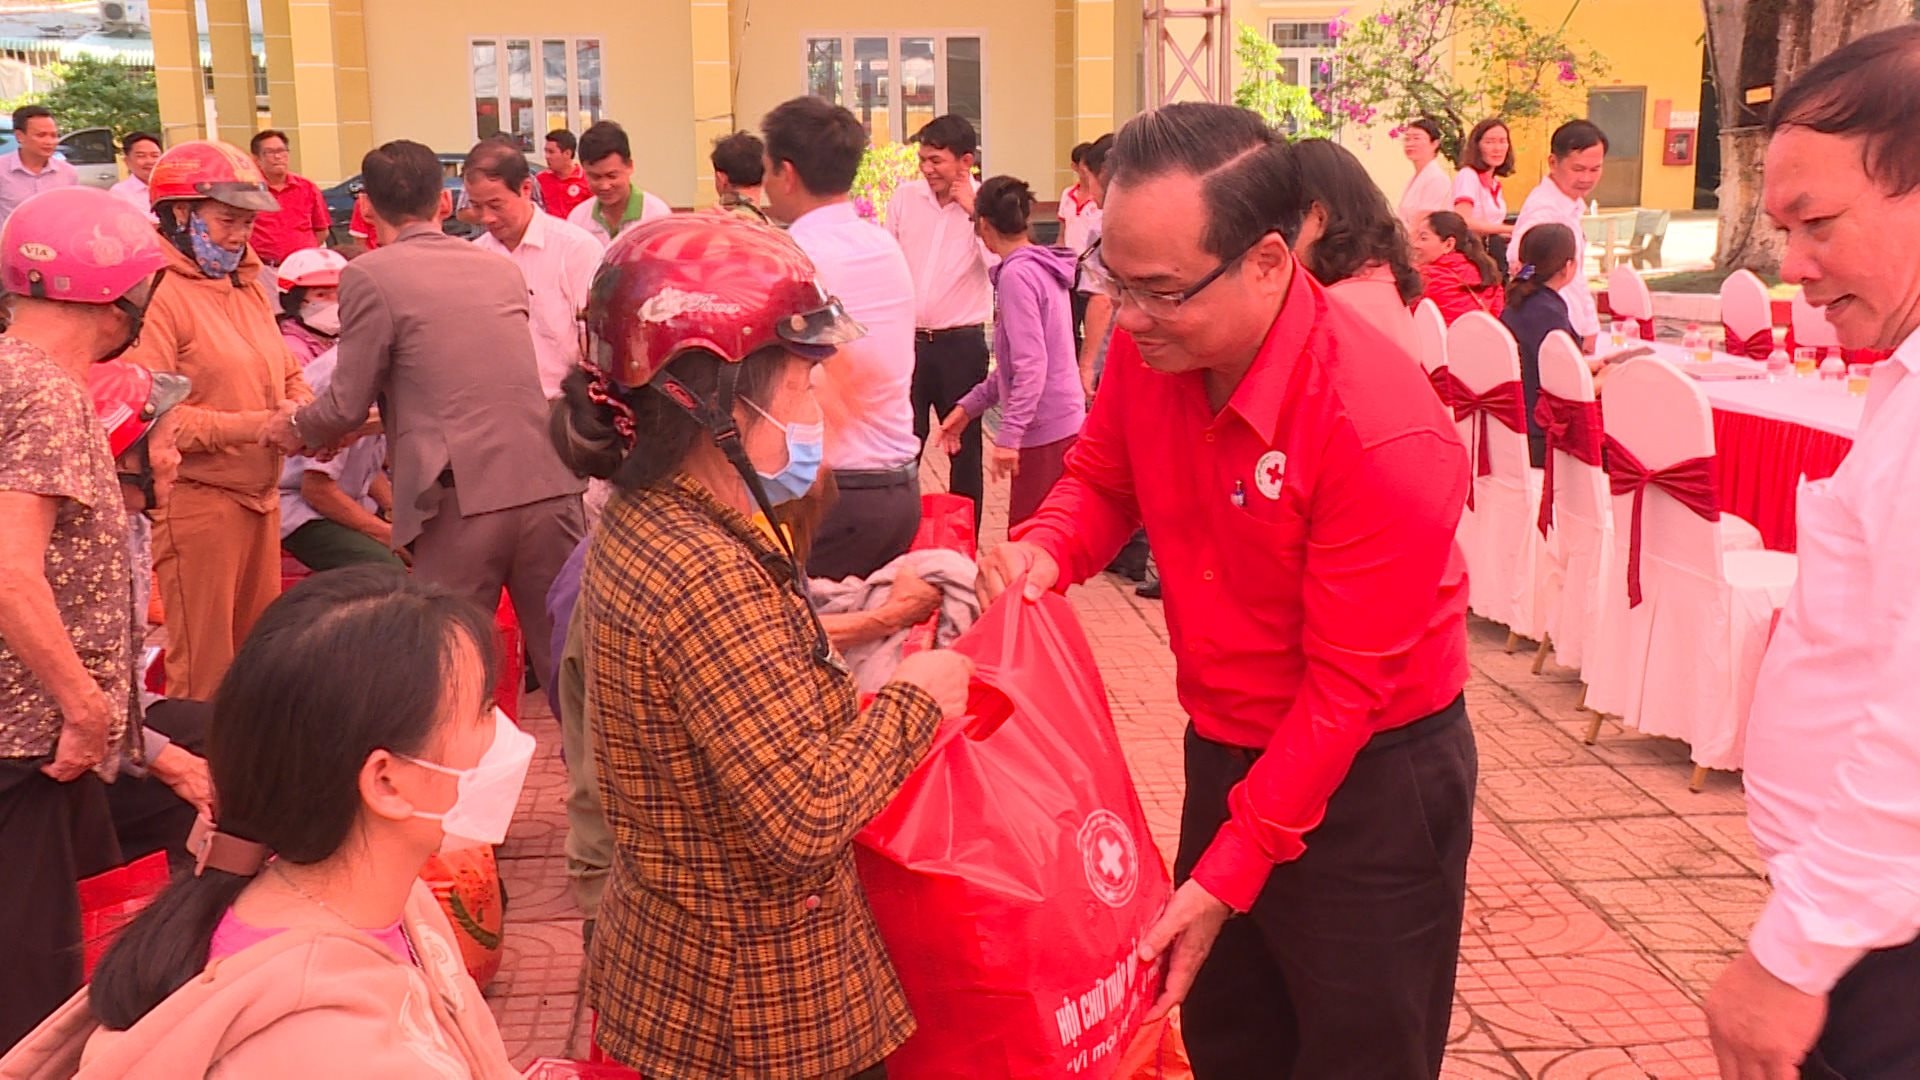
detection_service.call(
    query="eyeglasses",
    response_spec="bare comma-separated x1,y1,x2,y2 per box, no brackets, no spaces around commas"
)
1086,229,1279,320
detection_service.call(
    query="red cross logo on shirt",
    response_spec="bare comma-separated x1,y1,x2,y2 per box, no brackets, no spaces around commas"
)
1254,450,1288,500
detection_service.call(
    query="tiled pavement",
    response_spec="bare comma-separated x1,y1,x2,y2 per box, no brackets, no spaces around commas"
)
484,461,1762,1078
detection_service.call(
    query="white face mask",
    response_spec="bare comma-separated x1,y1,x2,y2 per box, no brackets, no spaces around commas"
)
300,300,341,337
402,708,535,846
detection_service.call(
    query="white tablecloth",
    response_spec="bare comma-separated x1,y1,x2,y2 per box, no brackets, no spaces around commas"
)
1641,343,1864,438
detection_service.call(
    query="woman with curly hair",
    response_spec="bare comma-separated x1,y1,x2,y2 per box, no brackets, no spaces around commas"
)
1291,139,1424,357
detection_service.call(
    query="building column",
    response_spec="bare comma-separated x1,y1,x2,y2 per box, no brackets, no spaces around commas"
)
1056,0,1120,193
259,0,297,161
252,0,370,185
205,0,255,148
689,0,732,209
150,0,206,146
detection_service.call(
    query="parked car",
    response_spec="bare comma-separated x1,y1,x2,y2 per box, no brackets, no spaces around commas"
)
0,120,122,190
323,151,545,244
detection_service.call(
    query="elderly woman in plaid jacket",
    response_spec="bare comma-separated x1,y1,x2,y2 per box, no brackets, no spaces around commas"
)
550,215,974,1078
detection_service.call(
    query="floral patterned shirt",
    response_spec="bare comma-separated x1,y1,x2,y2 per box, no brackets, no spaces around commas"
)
0,338,133,763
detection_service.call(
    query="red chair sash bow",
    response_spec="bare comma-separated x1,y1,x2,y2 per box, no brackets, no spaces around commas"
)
1721,323,1775,359
1445,373,1528,510
1602,436,1721,608
1533,392,1604,537
1427,365,1452,410
1628,316,1656,342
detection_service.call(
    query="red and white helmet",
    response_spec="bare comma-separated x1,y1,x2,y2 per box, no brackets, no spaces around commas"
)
147,139,277,212
89,360,190,458
0,186,167,305
584,214,863,390
277,247,347,291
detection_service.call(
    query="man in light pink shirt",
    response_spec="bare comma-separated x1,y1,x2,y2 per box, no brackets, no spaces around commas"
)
1705,24,1920,1080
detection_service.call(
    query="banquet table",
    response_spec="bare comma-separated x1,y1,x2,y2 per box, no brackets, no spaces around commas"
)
1639,343,1863,551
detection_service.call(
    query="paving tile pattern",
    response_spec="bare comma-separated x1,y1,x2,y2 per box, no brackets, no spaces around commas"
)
482,457,1764,1077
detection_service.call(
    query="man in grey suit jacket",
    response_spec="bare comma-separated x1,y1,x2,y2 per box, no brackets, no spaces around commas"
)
266,139,584,689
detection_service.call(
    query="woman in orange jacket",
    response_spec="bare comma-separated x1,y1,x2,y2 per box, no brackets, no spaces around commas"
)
122,140,310,699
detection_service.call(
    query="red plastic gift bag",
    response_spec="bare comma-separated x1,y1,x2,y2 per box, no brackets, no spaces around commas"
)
520,1059,642,1080
78,851,171,979
493,594,524,722
911,492,977,558
856,590,1170,1079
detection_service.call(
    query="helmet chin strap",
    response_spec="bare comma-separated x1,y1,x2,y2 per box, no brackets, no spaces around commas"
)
652,363,838,666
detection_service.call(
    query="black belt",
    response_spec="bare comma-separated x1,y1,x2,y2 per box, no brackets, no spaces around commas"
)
1220,693,1466,765
915,324,984,343
833,464,917,490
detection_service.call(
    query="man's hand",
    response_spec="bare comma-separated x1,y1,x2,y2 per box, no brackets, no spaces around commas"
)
1138,879,1234,1021
261,400,304,454
937,407,970,456
148,743,215,818
951,177,977,216
976,540,1059,605
890,649,975,720
41,685,115,782
887,566,942,625
989,444,1020,481
1705,949,1827,1080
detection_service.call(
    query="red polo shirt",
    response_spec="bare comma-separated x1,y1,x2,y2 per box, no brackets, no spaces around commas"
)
253,173,330,266
1013,268,1471,913
537,166,593,220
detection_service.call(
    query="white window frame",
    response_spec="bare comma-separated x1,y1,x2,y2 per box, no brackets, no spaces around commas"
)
1265,19,1340,139
468,36,605,149
799,30,987,147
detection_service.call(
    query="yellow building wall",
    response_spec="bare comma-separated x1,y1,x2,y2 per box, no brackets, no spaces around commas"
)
1505,0,1704,212
729,0,1060,199
360,0,697,205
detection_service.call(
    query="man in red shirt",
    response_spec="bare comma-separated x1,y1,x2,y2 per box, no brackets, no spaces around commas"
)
537,129,593,220
980,103,1475,1079
248,129,329,270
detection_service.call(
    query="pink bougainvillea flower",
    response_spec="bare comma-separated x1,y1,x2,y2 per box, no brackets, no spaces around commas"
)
1557,59,1577,83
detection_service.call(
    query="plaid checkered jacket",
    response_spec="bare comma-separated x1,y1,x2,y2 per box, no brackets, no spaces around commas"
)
579,476,942,1078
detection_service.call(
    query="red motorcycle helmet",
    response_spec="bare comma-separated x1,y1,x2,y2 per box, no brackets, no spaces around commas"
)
146,140,278,213
584,214,864,391
0,186,167,304
89,360,190,458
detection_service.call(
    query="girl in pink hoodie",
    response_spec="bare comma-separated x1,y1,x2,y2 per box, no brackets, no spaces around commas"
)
2,567,524,1080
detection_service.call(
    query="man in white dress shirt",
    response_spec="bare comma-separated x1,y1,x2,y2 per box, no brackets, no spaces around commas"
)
464,139,603,400
890,114,993,526
1704,24,1920,1080
110,132,162,217
1511,120,1606,352
762,96,922,580
567,121,672,248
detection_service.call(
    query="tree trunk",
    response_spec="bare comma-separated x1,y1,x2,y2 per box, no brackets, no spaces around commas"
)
1703,0,1912,273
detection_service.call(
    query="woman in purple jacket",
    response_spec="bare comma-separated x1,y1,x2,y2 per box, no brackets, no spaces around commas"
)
937,176,1086,527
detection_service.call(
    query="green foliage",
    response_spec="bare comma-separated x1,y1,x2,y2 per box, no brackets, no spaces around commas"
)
25,56,160,138
851,140,921,226
1232,23,1334,138
1322,0,1606,161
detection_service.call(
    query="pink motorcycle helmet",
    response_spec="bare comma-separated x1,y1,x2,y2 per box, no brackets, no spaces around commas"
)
1,186,168,305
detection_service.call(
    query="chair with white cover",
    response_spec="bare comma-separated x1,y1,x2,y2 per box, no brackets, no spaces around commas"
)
1530,330,1610,674
1790,288,1841,355
1446,311,1544,644
1414,295,1448,371
1719,268,1775,358
1604,265,1656,341
1578,358,1798,788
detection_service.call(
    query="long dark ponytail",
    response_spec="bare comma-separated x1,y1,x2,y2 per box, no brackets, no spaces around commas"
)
1505,222,1579,310
88,566,499,1030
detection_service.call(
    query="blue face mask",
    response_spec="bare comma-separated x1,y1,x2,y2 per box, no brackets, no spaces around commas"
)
744,397,824,506
189,212,244,279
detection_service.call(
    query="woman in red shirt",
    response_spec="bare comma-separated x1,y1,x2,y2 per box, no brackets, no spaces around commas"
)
1410,210,1505,324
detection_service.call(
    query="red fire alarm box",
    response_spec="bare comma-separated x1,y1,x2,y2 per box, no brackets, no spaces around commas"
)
1663,129,1696,166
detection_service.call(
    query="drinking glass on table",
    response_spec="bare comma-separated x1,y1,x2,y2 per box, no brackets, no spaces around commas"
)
1848,363,1872,396
1794,347,1819,377
1766,348,1790,382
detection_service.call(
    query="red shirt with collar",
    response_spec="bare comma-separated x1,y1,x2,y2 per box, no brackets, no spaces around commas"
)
1012,268,1471,912
537,166,593,220
253,173,330,266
